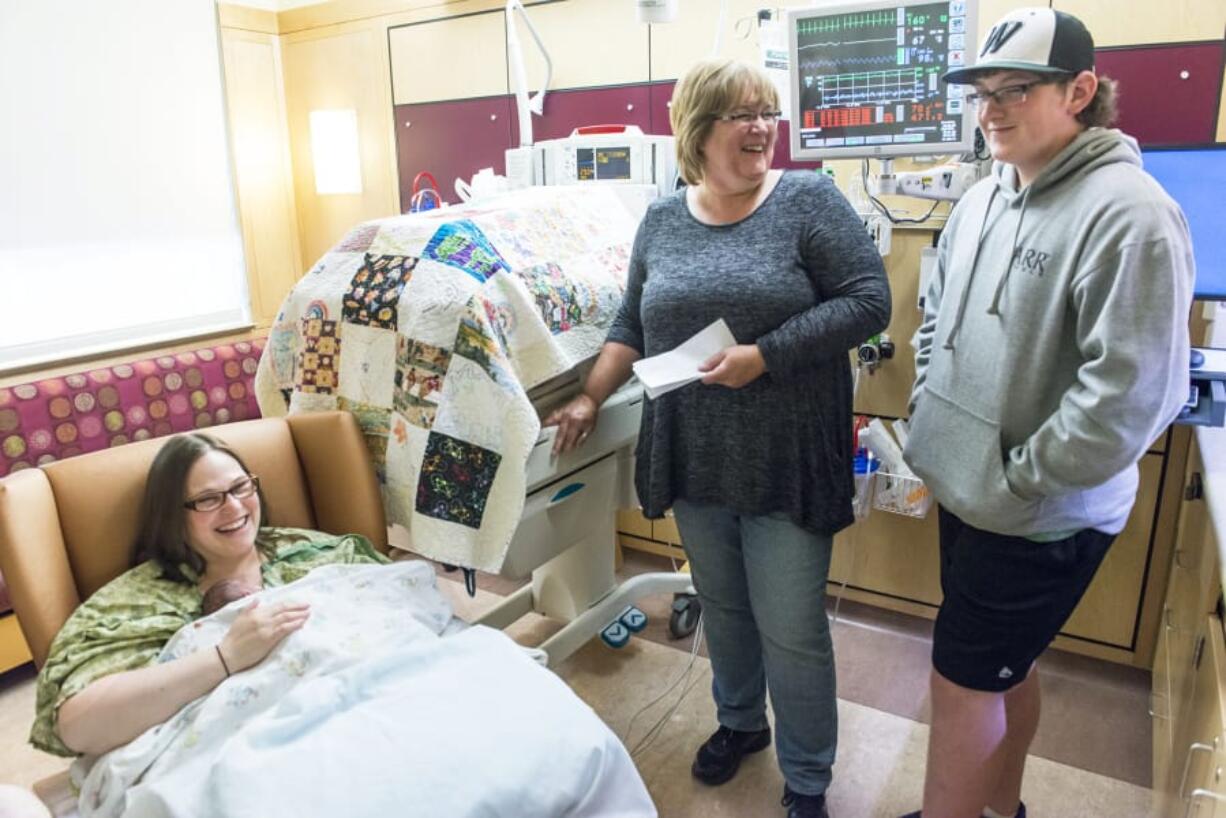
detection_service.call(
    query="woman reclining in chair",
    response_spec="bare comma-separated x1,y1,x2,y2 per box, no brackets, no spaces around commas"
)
31,433,388,758
27,432,654,818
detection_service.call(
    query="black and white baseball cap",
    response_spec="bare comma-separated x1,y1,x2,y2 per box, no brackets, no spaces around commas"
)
943,7,1095,84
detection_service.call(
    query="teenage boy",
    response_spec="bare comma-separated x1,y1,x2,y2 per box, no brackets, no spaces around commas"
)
901,8,1194,818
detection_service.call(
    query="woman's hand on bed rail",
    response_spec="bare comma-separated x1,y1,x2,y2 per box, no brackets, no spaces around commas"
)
544,394,599,456
219,599,311,673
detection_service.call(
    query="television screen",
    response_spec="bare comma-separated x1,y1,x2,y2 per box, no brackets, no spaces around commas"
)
787,0,978,162
1143,147,1226,301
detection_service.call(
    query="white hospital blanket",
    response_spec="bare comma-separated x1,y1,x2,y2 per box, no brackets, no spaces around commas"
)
73,562,655,818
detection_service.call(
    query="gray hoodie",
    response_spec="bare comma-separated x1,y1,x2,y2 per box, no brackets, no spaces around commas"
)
904,128,1194,537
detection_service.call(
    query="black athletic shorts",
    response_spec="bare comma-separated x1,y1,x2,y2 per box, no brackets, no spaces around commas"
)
932,507,1115,692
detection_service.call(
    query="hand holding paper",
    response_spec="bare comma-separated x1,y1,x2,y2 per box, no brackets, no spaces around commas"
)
632,319,737,399
699,343,767,389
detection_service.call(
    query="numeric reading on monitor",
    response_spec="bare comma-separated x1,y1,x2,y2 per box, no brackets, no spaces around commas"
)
795,1,968,152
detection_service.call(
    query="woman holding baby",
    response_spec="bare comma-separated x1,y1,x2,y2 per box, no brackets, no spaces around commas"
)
30,433,387,757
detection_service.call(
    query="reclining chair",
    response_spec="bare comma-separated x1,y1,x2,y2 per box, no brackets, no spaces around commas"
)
0,412,386,815
0,411,386,670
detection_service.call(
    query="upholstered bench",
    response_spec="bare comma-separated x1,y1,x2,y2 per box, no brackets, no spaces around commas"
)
0,337,267,674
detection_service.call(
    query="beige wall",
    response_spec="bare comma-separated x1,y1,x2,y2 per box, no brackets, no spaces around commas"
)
281,23,399,266
221,28,303,326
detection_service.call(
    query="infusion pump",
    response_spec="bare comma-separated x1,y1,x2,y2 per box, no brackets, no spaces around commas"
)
505,125,678,198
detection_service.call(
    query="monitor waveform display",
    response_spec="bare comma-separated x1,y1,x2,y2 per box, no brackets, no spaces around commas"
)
796,10,898,33
817,69,924,106
800,54,898,71
792,1,968,154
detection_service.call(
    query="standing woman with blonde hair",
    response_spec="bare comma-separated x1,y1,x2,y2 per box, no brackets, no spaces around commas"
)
546,59,890,817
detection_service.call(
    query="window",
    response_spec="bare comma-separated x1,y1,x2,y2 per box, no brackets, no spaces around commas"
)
0,0,251,373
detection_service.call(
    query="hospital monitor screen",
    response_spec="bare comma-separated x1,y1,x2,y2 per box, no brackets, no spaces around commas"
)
787,0,978,162
1142,146,1226,301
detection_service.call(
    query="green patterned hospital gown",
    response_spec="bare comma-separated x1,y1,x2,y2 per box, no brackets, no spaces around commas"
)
31,527,388,756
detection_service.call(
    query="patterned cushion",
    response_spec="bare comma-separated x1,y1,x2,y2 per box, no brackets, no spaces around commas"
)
0,339,266,478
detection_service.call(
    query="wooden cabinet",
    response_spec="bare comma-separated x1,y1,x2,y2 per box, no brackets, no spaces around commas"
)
1156,615,1226,818
832,503,942,604
1153,433,1226,817
1062,453,1163,645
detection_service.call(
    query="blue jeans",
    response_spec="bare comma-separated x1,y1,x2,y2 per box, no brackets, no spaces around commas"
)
672,498,837,796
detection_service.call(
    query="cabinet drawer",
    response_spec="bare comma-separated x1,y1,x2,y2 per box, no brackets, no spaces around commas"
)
834,503,943,605
502,453,618,579
653,512,682,546
616,507,652,539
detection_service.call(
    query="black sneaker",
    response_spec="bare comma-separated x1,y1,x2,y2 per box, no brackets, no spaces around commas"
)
690,725,772,785
781,784,829,818
898,804,1025,818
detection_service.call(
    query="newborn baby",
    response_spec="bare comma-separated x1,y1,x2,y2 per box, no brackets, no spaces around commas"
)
201,578,260,616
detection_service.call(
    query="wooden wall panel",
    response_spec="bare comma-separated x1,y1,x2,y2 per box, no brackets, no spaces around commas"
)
282,25,399,267
220,29,303,326
1052,0,1226,48
1096,43,1226,146
519,0,649,90
389,11,508,104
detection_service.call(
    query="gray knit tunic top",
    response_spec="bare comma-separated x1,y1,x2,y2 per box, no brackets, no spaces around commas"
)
607,171,891,535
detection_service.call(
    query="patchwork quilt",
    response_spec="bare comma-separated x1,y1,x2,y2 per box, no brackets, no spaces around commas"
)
254,187,638,572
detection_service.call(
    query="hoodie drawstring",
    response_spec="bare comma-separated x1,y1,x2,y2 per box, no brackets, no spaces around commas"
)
943,187,999,350
988,186,1031,315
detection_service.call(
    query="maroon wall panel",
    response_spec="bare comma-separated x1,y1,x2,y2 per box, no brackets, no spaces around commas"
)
1095,43,1225,146
518,85,653,143
394,96,514,209
649,81,676,135
774,120,823,171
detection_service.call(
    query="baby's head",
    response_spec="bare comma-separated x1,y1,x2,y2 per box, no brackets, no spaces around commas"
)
201,578,260,616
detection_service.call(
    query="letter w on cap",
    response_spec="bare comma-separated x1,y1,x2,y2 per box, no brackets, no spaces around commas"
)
980,21,1023,56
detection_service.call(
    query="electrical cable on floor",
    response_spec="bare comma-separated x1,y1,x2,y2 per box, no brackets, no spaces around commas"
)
624,613,706,759
630,643,711,759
